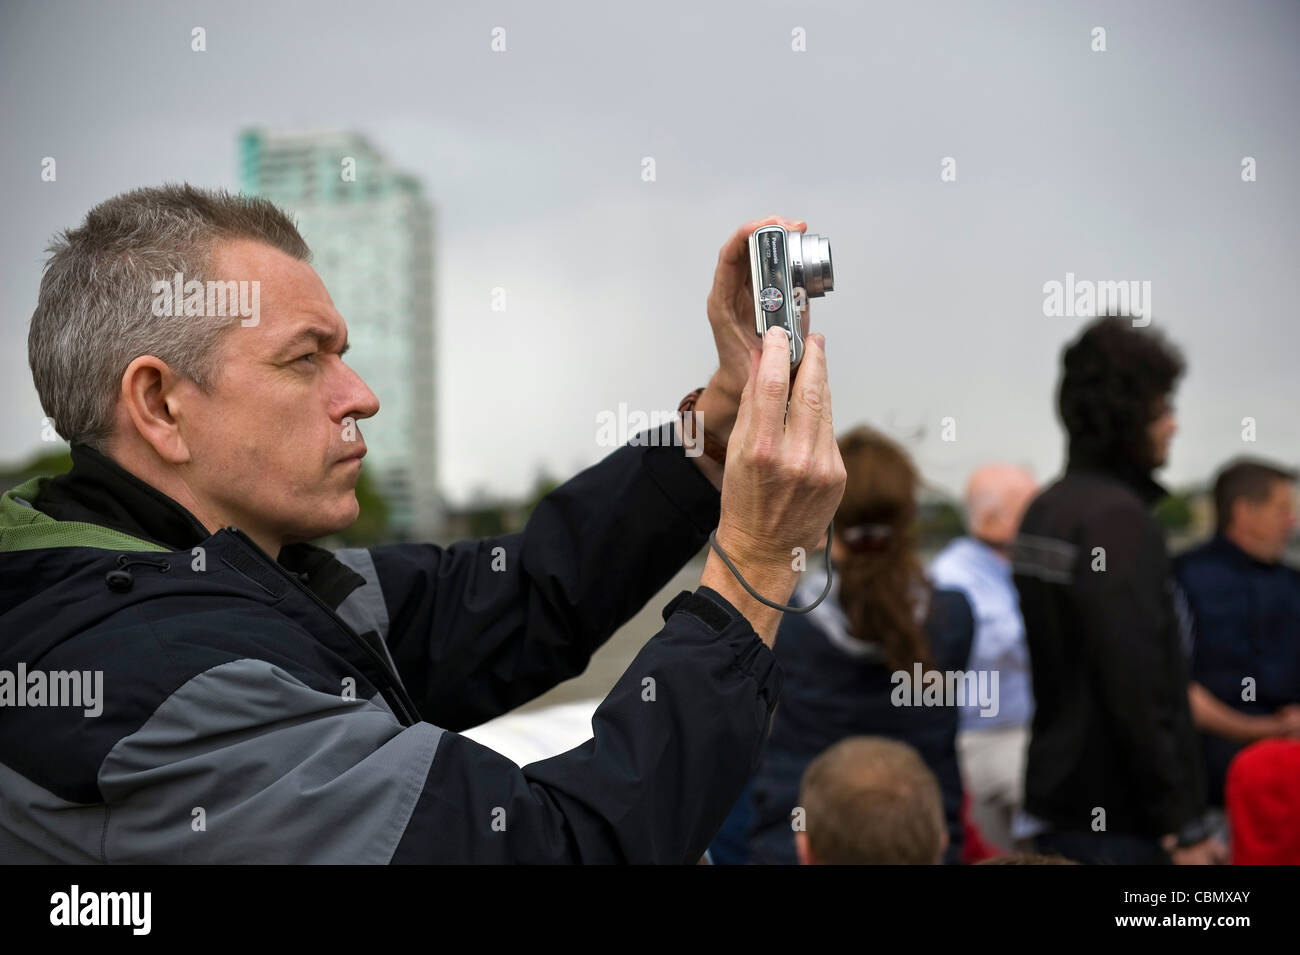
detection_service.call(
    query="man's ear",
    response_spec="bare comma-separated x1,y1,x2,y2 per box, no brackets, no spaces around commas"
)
120,355,194,465
795,830,815,866
1227,497,1254,535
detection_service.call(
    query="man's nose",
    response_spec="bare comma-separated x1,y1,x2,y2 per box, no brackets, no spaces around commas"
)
338,361,380,420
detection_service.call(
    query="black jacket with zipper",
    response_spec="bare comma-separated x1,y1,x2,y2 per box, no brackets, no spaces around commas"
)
1012,453,1206,840
0,420,781,863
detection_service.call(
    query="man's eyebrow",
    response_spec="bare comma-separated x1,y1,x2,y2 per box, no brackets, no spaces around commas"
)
280,326,349,356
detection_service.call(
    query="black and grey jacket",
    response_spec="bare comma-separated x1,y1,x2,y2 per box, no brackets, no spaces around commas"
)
1012,454,1206,840
0,422,781,863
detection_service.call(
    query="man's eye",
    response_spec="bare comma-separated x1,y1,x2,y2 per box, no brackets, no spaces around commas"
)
294,353,316,365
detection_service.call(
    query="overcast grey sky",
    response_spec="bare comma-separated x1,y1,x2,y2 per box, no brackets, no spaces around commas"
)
2,0,1297,505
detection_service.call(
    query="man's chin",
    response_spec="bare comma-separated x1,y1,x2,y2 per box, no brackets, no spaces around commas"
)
1147,447,1170,470
281,496,361,545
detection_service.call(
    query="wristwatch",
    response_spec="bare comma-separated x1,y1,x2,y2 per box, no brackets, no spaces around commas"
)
1173,813,1217,850
677,387,729,466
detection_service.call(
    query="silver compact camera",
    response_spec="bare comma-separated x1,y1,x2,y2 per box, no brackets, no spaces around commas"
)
748,224,834,367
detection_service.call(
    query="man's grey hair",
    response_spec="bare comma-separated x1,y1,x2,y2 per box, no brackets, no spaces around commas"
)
28,183,311,450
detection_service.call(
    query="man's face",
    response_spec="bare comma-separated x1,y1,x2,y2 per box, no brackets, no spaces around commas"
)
1235,480,1298,563
1147,396,1177,469
177,239,379,552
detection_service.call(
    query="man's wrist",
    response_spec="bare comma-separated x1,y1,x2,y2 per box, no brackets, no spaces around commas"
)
1170,813,1217,850
691,451,724,492
678,387,729,488
1260,712,1295,739
696,373,741,446
700,549,797,647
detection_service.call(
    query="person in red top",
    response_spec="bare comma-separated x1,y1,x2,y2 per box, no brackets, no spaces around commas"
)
1226,739,1300,865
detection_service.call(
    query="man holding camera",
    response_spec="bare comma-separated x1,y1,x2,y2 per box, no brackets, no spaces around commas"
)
0,186,845,863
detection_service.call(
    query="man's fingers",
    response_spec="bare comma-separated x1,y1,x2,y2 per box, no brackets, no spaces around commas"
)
819,363,834,447
711,219,764,306
717,218,767,270
799,291,813,339
748,326,793,451
786,333,830,457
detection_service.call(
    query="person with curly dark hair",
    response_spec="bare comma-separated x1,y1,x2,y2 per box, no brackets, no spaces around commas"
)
1011,315,1225,864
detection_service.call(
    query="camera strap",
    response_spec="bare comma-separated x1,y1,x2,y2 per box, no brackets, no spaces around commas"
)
706,521,835,614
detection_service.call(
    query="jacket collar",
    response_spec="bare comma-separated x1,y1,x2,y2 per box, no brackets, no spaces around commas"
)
34,444,211,550
1209,531,1277,569
1065,448,1168,508
31,443,365,608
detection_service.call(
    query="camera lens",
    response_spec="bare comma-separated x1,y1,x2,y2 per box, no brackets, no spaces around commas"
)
790,232,834,297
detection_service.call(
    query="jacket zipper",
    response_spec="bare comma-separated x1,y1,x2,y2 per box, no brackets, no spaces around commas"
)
225,527,421,726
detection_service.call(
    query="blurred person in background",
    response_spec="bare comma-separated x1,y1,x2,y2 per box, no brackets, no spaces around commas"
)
930,464,1038,851
1225,738,1300,865
794,737,947,865
1175,458,1300,807
743,426,974,865
1012,316,1222,865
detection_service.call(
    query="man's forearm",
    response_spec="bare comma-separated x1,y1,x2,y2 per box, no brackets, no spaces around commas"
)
1188,681,1281,743
378,416,726,729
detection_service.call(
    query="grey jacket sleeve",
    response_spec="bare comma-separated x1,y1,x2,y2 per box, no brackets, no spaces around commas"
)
98,587,781,864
